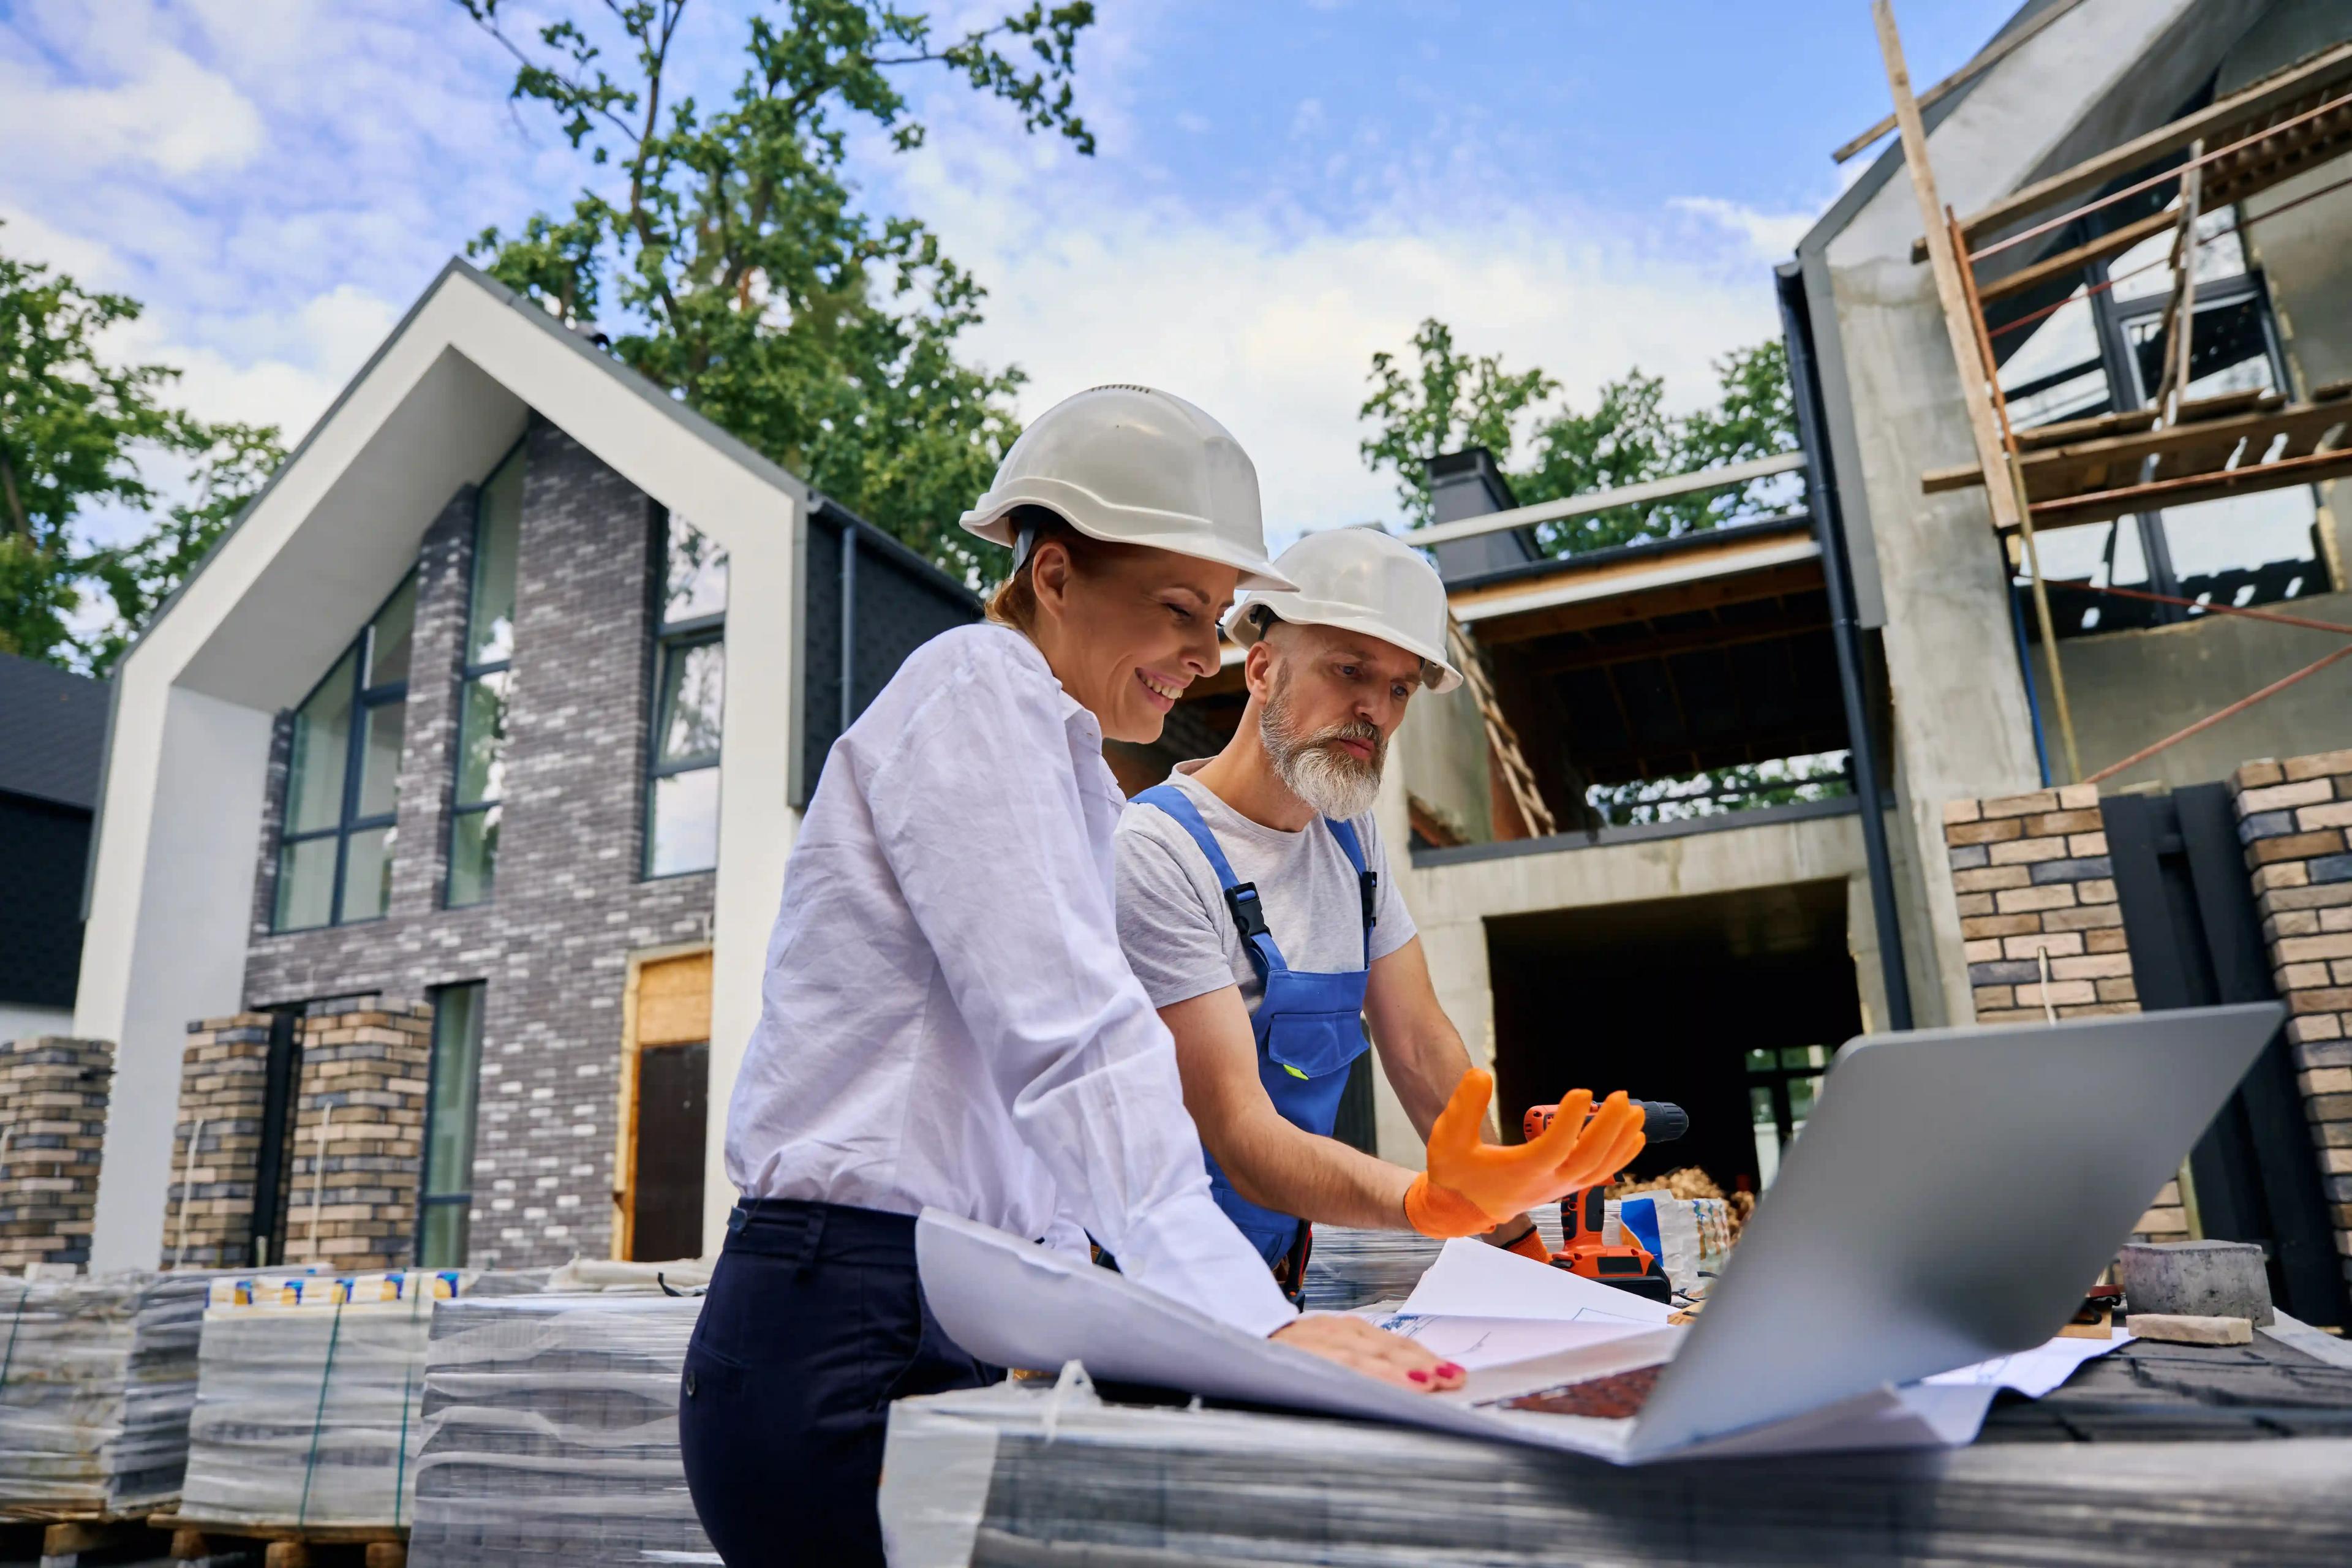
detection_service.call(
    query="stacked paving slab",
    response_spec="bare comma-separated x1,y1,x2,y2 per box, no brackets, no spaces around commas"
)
159,1014,278,1269
2233,748,2352,1287
0,1038,114,1272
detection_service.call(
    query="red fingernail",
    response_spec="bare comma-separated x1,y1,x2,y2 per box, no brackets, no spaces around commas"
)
1438,1362,1464,1378
1408,1369,1430,1384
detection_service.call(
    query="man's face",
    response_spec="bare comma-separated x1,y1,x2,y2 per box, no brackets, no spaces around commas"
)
1254,620,1425,819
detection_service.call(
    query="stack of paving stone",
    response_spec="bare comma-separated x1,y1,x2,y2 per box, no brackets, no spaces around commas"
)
407,1291,710,1567
0,1272,212,1518
175,1270,535,1531
1300,1226,1450,1311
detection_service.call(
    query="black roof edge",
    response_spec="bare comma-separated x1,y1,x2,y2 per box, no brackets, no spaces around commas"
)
1438,511,1817,596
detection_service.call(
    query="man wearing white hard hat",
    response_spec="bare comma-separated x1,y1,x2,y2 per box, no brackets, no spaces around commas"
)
1115,528,1646,1300
680,388,1474,1567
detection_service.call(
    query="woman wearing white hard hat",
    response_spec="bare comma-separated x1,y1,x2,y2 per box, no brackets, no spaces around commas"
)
677,386,1461,1566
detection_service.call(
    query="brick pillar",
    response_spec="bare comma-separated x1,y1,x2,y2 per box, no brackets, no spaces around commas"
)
160,1013,277,1269
285,1000,433,1270
1941,785,2185,1237
1943,783,2136,1023
2231,748,2352,1290
0,1037,114,1270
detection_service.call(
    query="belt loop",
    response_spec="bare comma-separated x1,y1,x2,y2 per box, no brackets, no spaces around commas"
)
793,1205,827,1278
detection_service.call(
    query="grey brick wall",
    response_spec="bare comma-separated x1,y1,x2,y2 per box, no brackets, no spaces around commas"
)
242,418,715,1268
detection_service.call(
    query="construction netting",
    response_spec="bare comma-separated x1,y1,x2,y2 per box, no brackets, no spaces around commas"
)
407,1291,711,1567
0,1272,212,1517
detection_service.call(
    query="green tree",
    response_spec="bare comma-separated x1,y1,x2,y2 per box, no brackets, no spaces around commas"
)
1357,318,1557,527
1356,322,1799,553
458,0,1096,582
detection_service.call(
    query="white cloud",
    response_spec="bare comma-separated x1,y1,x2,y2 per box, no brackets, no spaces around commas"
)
1669,196,1823,263
895,130,1786,541
0,31,263,178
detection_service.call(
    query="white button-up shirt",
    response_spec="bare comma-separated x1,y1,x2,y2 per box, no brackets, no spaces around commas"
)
725,623,1295,1338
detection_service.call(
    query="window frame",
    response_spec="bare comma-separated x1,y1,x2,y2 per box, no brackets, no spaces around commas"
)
272,572,415,932
643,510,727,880
416,981,486,1268
445,440,526,909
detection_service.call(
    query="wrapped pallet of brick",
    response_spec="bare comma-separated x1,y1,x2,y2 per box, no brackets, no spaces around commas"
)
408,1289,710,1567
175,1270,534,1531
0,1272,211,1519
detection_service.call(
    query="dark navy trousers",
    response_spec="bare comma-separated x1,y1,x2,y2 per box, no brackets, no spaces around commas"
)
678,1199,1000,1566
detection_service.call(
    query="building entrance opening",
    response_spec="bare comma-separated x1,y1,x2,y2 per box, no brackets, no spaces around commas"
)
620,949,713,1262
1486,880,1861,1197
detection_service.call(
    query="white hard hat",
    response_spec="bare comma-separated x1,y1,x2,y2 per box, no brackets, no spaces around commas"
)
960,385,1295,590
1226,527,1463,694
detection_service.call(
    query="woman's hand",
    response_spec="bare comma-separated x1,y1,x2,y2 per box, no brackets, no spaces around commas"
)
1270,1314,1466,1392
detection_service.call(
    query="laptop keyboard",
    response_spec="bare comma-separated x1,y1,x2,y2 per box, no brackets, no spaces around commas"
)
1491,1363,1665,1420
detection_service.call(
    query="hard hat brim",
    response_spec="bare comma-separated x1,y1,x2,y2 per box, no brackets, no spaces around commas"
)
1225,597,1464,695
960,489,1297,593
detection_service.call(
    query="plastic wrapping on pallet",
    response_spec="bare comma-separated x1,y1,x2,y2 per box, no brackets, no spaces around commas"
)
407,1291,710,1567
0,1272,213,1517
176,1270,538,1531
1301,1222,1566,1313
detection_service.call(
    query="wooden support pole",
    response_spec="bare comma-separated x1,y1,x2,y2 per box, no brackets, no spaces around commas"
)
2154,141,2204,420
1873,0,2082,782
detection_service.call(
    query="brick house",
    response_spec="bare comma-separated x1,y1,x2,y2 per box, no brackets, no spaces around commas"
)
77,261,974,1271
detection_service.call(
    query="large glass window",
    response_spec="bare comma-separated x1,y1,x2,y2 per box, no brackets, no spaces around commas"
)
448,447,522,907
1747,1044,1828,1191
1994,202,2324,638
646,515,727,877
418,982,485,1267
273,576,415,930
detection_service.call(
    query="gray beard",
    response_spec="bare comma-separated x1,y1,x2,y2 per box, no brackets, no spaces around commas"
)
1261,679,1384,820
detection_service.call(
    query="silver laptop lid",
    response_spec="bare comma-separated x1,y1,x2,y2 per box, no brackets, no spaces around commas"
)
1628,1003,2284,1458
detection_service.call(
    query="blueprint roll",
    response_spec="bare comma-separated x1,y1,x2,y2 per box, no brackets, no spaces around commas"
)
407,1291,711,1568
0,1272,213,1518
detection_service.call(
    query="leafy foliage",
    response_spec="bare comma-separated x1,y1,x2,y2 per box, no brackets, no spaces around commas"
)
458,0,1096,583
1357,319,1800,551
1583,750,1852,828
85,421,287,674
0,228,279,669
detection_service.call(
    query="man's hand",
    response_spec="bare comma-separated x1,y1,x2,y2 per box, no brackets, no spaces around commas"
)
1271,1314,1465,1392
1404,1070,1645,1234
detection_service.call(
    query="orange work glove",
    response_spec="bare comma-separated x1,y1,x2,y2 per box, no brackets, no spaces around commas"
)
1402,1171,1494,1238
1502,1223,1552,1263
1420,1069,1646,1227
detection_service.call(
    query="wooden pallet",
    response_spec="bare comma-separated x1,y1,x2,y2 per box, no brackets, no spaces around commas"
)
0,1512,162,1568
149,1515,404,1568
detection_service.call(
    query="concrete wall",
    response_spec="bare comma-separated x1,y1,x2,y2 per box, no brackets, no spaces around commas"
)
1396,676,1493,845
2032,589,2352,792
1373,763,1871,1166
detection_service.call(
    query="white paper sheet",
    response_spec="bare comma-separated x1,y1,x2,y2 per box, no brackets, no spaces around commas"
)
1398,1237,1676,1325
1374,1313,1657,1370
914,1209,2016,1466
1922,1331,2132,1396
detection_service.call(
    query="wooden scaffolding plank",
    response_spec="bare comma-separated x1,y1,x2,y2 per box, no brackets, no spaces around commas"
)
1951,39,2352,247
2014,399,2352,501
2029,447,2352,530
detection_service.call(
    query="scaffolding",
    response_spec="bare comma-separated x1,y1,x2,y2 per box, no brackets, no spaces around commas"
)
1873,6,2352,785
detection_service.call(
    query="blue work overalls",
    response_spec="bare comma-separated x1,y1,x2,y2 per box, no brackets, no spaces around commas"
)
1135,785,1376,1286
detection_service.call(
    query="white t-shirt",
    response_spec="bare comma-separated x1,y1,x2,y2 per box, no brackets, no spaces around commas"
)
1114,762,1417,1014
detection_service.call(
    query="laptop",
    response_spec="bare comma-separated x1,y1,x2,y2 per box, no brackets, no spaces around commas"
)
913,1003,2286,1463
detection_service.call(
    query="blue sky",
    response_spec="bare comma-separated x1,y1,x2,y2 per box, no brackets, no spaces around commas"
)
0,1,2022,543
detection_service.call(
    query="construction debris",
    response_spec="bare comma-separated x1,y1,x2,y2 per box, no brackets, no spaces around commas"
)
2120,1240,2276,1327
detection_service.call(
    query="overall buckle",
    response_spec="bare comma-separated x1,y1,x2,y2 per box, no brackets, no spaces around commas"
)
1224,882,1272,941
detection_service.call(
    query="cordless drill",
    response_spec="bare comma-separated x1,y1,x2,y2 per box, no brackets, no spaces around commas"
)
1523,1099,1689,1303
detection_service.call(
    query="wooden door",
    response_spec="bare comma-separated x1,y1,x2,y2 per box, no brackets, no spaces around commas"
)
624,950,712,1262
633,1040,708,1262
